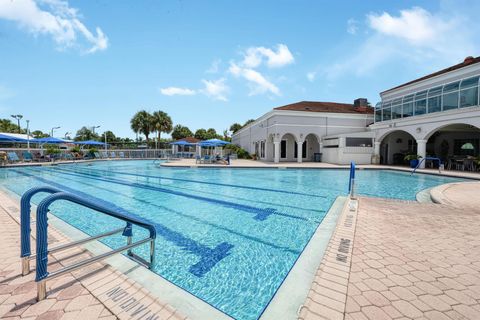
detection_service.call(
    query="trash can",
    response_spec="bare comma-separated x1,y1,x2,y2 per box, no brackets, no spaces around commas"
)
314,153,322,162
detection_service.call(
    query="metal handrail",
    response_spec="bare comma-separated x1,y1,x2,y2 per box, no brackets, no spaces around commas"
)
348,162,356,199
20,187,157,301
411,157,442,175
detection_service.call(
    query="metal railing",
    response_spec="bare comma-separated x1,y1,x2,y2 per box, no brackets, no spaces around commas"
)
20,186,157,301
411,157,443,175
348,161,356,199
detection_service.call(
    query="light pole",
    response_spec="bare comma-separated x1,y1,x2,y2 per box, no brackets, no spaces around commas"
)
51,126,60,137
64,132,71,139
26,120,30,151
11,114,23,133
92,125,101,134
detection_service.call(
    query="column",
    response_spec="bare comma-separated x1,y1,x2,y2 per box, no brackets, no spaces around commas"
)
274,141,280,163
417,139,427,168
373,141,381,164
297,140,304,163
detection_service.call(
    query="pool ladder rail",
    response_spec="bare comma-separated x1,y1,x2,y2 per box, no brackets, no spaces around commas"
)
411,157,443,175
20,186,157,301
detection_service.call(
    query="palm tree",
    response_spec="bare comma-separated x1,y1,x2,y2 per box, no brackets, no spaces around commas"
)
130,110,153,143
151,111,173,143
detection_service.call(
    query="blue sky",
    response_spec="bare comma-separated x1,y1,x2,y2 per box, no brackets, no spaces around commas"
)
0,0,479,138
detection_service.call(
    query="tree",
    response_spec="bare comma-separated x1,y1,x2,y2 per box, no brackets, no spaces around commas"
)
0,119,21,133
151,111,173,142
243,119,255,127
31,130,49,138
75,126,99,141
100,131,117,143
206,128,217,139
229,123,242,134
130,110,153,143
194,128,208,140
223,129,231,142
171,125,193,140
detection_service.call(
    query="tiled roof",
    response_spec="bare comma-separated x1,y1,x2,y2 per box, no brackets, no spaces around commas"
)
273,101,374,114
177,137,200,143
382,56,480,94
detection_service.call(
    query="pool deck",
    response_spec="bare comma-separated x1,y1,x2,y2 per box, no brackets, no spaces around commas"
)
0,162,479,319
299,196,480,320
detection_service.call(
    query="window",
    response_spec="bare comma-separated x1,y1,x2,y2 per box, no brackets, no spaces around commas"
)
280,140,286,158
254,142,259,156
427,86,442,113
346,138,373,147
375,102,382,122
402,95,414,117
459,76,479,108
391,98,402,119
442,81,460,110
382,101,391,121
260,141,265,158
414,90,427,115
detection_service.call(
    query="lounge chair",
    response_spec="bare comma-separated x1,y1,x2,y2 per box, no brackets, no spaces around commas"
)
195,155,203,164
110,151,116,158
94,152,101,159
22,151,33,162
64,153,74,161
7,152,20,163
101,151,108,158
119,152,125,158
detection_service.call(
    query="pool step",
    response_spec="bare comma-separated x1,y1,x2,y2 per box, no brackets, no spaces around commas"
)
416,187,434,203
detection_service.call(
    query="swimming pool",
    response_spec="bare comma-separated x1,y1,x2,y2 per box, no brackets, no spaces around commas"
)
0,161,463,319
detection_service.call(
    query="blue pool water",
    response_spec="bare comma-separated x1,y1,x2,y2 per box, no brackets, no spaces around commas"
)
0,161,463,319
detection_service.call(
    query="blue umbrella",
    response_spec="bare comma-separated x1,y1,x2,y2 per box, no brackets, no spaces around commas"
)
170,140,196,146
74,140,106,146
0,133,28,143
30,137,69,144
199,139,230,147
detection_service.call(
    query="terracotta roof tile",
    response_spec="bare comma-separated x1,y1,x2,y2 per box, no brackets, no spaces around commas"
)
273,101,374,114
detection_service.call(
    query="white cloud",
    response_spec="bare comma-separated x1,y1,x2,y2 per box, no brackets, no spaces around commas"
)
367,7,449,44
242,44,294,68
323,5,480,80
0,0,108,53
229,63,279,96
306,71,316,82
159,87,196,96
347,18,358,35
201,78,229,101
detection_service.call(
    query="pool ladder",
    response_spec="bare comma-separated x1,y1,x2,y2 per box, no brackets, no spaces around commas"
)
20,186,157,301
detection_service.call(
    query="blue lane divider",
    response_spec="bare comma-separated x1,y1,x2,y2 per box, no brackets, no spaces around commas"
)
65,165,328,198
50,166,305,222
14,169,234,277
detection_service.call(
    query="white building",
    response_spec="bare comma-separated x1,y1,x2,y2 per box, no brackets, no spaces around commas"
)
232,100,374,164
371,56,480,168
233,56,480,167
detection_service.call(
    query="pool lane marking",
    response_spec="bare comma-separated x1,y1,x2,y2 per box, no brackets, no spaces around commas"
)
50,166,309,222
68,165,325,215
65,165,328,199
32,168,304,255
12,169,234,277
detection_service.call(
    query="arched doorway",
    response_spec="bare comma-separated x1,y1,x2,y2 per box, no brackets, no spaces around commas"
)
379,130,417,165
304,133,320,161
425,123,480,170
279,133,297,161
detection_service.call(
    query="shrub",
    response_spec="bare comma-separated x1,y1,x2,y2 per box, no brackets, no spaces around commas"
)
224,144,251,159
45,146,61,155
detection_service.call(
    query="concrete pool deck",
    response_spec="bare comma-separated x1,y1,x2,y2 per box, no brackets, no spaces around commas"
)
0,164,479,319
